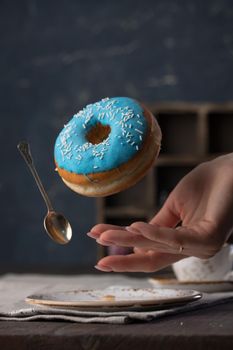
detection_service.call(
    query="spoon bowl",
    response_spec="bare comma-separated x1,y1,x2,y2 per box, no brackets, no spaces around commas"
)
44,211,72,245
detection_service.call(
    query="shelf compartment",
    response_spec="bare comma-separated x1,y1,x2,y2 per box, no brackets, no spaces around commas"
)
105,216,147,226
105,177,150,208
208,111,233,153
157,111,198,155
156,166,194,208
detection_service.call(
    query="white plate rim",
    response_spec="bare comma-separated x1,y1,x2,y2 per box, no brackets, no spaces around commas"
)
26,288,202,308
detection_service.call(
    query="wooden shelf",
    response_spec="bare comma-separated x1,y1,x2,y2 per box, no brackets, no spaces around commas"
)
105,207,148,218
97,102,233,258
156,154,223,166
157,155,204,166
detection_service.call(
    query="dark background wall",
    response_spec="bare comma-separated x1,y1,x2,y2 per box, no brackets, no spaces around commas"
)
0,0,233,273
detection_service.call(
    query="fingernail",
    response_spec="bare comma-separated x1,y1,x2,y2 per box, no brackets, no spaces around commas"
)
87,231,98,238
125,226,141,235
94,265,112,272
96,238,113,246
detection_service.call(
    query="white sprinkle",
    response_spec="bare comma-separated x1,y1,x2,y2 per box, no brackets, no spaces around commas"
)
101,97,109,102
139,135,143,141
136,145,139,151
76,154,82,161
82,124,86,129
135,128,143,134
131,141,135,146
93,165,98,169
137,120,143,125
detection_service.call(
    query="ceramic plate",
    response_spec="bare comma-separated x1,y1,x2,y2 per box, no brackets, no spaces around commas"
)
26,287,201,310
148,278,233,293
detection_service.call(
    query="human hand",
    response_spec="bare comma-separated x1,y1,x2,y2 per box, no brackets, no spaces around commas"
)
88,154,233,272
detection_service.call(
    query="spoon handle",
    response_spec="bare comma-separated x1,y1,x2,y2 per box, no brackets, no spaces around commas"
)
17,141,53,212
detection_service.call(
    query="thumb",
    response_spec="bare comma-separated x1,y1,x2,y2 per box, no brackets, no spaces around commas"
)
150,197,180,228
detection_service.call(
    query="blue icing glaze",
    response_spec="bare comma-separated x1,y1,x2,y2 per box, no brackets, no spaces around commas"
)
54,97,148,174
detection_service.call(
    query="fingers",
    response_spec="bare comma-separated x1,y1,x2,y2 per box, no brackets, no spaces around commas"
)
88,224,125,238
130,222,183,248
94,223,186,253
94,227,182,254
91,221,213,258
95,251,183,272
133,247,149,254
129,222,208,257
89,220,220,259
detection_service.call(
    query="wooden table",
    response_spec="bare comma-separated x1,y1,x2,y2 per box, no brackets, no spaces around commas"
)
0,300,232,350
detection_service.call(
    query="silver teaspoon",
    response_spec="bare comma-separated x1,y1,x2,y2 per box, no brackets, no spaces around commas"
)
17,141,72,244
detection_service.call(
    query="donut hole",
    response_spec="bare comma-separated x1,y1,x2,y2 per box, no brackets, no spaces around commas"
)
86,122,111,144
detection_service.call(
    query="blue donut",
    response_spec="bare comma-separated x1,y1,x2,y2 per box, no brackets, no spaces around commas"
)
55,97,148,174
